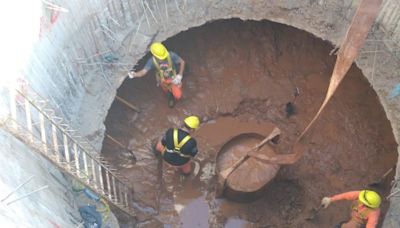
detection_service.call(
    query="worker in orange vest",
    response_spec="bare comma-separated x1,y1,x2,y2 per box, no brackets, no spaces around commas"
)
321,190,381,228
154,116,200,175
129,42,185,108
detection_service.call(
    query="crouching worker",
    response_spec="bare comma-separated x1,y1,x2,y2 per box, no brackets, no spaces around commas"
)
321,190,381,228
128,42,185,108
154,116,200,175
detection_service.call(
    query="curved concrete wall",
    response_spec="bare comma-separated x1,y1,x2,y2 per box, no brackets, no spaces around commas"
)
22,0,400,226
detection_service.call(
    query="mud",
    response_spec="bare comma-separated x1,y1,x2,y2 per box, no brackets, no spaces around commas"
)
103,19,398,227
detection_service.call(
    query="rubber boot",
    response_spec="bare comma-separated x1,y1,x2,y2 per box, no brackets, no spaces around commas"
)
167,91,175,108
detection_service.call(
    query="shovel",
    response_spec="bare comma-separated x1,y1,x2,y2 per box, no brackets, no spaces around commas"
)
105,134,137,162
368,165,396,188
219,127,282,180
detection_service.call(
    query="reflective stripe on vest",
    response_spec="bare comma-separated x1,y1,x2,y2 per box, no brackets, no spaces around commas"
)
152,55,176,80
351,201,372,224
164,129,192,158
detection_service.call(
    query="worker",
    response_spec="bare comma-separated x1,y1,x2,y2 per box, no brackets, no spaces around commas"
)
154,116,200,175
321,190,381,228
128,42,185,108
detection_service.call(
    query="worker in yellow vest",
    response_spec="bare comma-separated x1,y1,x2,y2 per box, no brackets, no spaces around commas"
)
321,190,381,228
129,42,185,108
154,116,200,175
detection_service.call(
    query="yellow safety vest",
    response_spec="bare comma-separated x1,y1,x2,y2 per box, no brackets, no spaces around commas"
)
164,128,192,158
152,55,176,81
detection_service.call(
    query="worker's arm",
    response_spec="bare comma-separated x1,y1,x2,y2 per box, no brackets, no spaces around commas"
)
170,52,185,76
130,69,148,78
366,209,380,228
178,59,185,75
128,58,153,78
321,191,360,208
330,191,360,202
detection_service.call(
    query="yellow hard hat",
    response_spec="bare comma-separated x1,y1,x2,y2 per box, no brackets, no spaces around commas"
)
358,190,381,208
150,42,169,60
184,116,200,129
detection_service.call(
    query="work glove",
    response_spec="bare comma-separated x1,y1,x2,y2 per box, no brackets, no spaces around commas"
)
128,71,136,79
172,74,183,85
321,197,332,209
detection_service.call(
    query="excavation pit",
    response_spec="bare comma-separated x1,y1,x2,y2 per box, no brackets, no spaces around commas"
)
103,19,398,227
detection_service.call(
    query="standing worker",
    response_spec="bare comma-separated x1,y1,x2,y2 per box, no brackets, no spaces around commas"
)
154,116,200,175
128,42,185,108
321,190,381,228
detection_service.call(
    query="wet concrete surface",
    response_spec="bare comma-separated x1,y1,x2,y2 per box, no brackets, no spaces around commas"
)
103,19,398,227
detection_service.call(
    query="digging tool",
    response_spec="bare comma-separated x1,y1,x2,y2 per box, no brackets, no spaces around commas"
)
115,95,140,112
216,127,281,197
220,127,281,180
368,165,396,188
105,134,137,162
305,205,323,221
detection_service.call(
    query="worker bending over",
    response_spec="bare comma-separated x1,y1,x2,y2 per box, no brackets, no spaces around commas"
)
154,116,200,175
321,190,381,228
129,42,185,108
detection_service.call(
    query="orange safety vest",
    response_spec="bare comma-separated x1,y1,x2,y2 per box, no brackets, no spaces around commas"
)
152,55,177,83
351,200,374,224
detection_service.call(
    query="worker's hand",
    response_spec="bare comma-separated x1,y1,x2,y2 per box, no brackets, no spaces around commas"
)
172,74,183,85
128,71,137,79
321,197,332,209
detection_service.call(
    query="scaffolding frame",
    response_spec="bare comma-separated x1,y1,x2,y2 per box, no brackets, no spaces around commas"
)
0,86,135,217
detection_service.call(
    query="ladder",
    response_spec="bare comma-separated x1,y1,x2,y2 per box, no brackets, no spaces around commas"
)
0,85,135,217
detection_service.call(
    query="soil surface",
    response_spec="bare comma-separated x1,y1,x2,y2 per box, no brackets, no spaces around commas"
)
102,19,398,227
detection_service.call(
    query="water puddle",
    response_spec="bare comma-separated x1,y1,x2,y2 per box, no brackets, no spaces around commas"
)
173,178,209,227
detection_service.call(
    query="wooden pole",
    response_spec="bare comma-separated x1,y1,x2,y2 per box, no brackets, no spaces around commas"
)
106,133,127,149
115,95,140,112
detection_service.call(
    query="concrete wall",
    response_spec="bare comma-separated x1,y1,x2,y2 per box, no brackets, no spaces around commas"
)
0,129,78,227
5,0,399,226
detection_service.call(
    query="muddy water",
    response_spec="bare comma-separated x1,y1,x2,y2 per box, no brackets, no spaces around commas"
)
103,19,398,227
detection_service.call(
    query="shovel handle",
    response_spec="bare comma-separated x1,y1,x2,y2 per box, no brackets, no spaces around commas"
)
220,155,249,179
106,134,127,149
116,95,140,112
382,166,395,179
253,127,281,151
220,127,281,179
